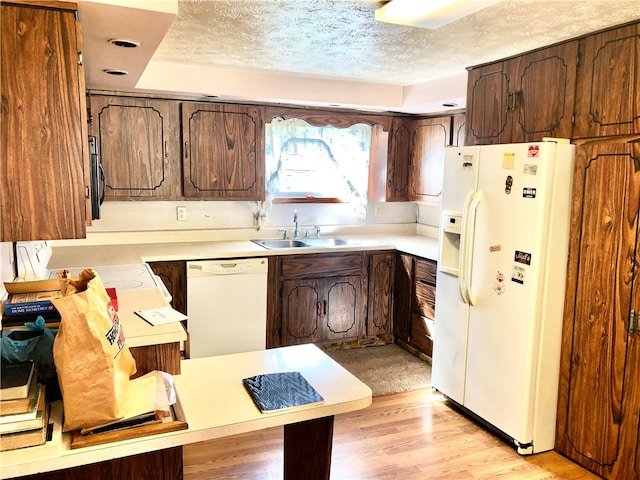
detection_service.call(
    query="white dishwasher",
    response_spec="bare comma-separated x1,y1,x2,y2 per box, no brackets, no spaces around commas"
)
187,258,268,358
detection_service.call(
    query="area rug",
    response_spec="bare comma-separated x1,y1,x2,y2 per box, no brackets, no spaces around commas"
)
323,344,432,396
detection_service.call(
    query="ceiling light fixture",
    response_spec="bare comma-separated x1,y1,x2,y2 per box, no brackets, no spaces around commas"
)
109,38,140,48
375,0,501,29
103,69,128,76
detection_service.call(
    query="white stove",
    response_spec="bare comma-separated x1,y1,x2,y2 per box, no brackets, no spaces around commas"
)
15,241,170,299
46,264,162,291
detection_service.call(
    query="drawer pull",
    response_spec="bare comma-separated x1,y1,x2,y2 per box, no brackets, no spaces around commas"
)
631,309,636,334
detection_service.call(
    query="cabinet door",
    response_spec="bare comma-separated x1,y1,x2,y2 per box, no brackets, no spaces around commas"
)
182,103,265,200
619,321,640,478
556,143,640,478
410,258,437,356
510,41,578,142
367,253,395,337
573,22,640,138
90,96,180,199
409,117,450,202
282,278,323,345
393,253,413,343
386,117,411,201
1,2,88,241
466,42,577,145
321,275,363,342
465,62,509,145
452,114,466,147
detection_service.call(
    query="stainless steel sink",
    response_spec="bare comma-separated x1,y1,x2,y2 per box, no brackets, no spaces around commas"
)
303,237,350,247
251,239,310,249
251,237,351,250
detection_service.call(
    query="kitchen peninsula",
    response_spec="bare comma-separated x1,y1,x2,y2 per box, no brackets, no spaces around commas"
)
0,344,372,480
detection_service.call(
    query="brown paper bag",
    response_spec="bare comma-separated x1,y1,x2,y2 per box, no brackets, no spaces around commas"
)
52,269,137,431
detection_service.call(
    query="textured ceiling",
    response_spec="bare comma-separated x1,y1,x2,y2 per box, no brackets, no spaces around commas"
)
154,0,640,86
79,0,639,113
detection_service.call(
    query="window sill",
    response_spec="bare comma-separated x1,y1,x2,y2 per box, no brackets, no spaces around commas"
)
272,197,346,204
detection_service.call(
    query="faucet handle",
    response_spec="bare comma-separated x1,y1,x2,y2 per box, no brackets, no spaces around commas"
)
314,226,321,238
278,229,289,240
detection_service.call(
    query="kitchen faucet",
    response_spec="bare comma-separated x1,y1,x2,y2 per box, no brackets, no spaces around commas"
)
293,209,299,238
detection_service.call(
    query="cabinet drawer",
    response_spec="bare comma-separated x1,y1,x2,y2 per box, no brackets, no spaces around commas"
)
411,314,434,356
413,282,436,319
414,259,437,286
281,253,363,279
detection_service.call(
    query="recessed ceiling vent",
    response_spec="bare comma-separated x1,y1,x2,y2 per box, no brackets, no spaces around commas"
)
109,38,140,48
103,69,128,76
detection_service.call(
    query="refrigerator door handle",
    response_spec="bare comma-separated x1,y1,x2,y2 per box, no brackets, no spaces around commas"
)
465,190,483,306
459,189,475,304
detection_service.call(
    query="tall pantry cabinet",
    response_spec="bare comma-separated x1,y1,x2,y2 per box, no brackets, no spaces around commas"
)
555,143,640,479
1,0,89,241
553,21,640,480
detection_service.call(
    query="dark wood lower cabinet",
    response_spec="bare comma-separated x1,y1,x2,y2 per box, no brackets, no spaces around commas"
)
367,252,395,338
20,447,183,480
279,253,365,346
392,253,413,344
148,260,188,358
284,416,334,480
268,251,396,348
393,253,437,357
130,342,182,378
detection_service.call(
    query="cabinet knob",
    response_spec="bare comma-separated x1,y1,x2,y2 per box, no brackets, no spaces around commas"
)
630,309,636,334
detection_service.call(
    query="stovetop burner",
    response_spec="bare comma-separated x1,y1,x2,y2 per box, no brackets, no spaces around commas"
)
47,264,161,291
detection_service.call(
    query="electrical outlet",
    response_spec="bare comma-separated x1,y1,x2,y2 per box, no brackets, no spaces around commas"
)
374,204,383,217
176,206,187,221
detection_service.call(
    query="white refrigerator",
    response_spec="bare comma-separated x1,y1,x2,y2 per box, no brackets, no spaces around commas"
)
432,139,576,454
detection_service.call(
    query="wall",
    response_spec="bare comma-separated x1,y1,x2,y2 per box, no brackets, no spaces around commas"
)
54,199,439,246
0,242,14,294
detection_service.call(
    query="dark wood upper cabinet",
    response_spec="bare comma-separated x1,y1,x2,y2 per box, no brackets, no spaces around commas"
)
465,41,578,145
89,95,181,199
572,22,640,139
510,43,578,142
1,1,89,241
386,117,411,201
452,114,466,147
409,117,451,201
465,63,509,144
182,103,265,200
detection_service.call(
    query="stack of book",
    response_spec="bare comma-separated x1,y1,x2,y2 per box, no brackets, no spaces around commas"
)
0,360,49,451
2,288,61,330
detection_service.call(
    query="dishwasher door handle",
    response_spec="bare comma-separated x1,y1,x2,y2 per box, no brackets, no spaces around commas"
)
188,260,267,276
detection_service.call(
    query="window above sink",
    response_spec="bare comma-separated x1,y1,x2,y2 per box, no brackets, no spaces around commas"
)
265,117,372,208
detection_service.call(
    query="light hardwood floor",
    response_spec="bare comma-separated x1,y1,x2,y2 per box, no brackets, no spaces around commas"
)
183,388,598,479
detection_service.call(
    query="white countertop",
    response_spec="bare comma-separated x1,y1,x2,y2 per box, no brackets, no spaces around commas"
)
116,287,187,348
0,344,372,479
47,234,439,269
